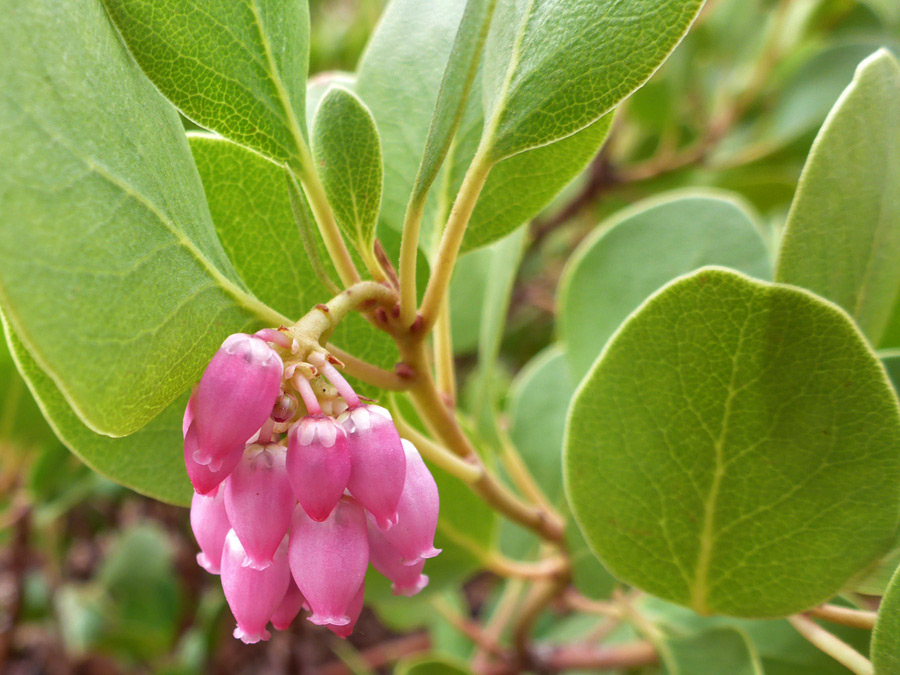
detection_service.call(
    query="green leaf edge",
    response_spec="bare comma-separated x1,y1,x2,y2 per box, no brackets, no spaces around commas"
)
562,265,900,617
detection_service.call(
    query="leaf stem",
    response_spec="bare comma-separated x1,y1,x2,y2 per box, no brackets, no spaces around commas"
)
433,297,457,403
287,281,396,354
326,344,410,392
284,165,341,295
806,604,877,631
389,400,483,483
293,143,361,288
418,147,494,331
788,614,874,675
399,339,565,542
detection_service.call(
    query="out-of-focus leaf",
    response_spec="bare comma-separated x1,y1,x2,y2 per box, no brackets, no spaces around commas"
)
559,191,772,380
776,50,900,347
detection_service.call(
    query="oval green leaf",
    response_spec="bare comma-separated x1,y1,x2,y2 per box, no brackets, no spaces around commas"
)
102,0,310,165
776,50,900,347
661,627,763,675
481,0,704,161
0,0,281,436
559,191,773,381
3,311,191,506
311,86,384,259
873,566,900,674
564,267,900,617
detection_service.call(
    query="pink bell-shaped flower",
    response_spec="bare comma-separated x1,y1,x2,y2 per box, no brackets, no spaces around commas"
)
287,415,351,522
314,356,407,530
327,582,365,639
339,404,407,530
270,579,306,631
224,443,295,570
184,423,242,495
220,530,290,644
192,333,283,470
289,498,369,627
381,439,441,564
190,488,231,574
367,520,429,597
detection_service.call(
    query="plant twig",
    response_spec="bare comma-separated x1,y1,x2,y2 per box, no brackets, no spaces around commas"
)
419,149,493,332
431,597,508,658
317,633,431,675
325,344,410,392
807,604,877,631
433,297,457,404
788,614,874,675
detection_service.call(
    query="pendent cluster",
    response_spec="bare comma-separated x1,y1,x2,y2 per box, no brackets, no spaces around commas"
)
184,330,441,643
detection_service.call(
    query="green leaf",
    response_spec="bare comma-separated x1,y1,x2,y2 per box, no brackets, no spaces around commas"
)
559,191,773,381
188,134,399,397
449,249,494,354
355,0,614,253
0,316,54,449
481,0,704,161
661,627,763,675
396,656,472,675
458,113,613,253
507,345,573,504
873,566,900,674
564,267,900,617
471,228,527,438
643,597,871,675
3,310,191,506
862,0,900,24
776,50,900,347
0,0,282,436
407,0,498,215
102,0,310,165
312,87,383,258
567,520,617,600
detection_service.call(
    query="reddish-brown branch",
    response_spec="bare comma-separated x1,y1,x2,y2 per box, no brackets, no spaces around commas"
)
482,640,659,674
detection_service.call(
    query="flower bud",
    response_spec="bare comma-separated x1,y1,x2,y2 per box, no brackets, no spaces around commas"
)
381,439,441,564
327,582,365,639
289,498,369,627
224,444,295,570
221,531,290,644
270,579,306,631
184,423,242,495
339,405,406,530
287,416,351,522
192,334,283,470
367,520,429,597
190,488,230,574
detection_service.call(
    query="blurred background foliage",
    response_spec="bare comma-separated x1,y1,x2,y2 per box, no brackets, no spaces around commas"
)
1,0,898,672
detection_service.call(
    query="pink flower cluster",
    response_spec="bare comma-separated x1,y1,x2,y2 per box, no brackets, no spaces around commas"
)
184,331,441,643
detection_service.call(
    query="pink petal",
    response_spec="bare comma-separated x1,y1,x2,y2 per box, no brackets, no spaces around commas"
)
289,498,369,627
287,416,351,522
224,444,295,570
270,579,306,631
190,489,231,575
339,405,406,530
193,334,283,470
367,519,430,597
327,582,365,639
184,423,242,495
382,439,441,565
221,531,290,644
